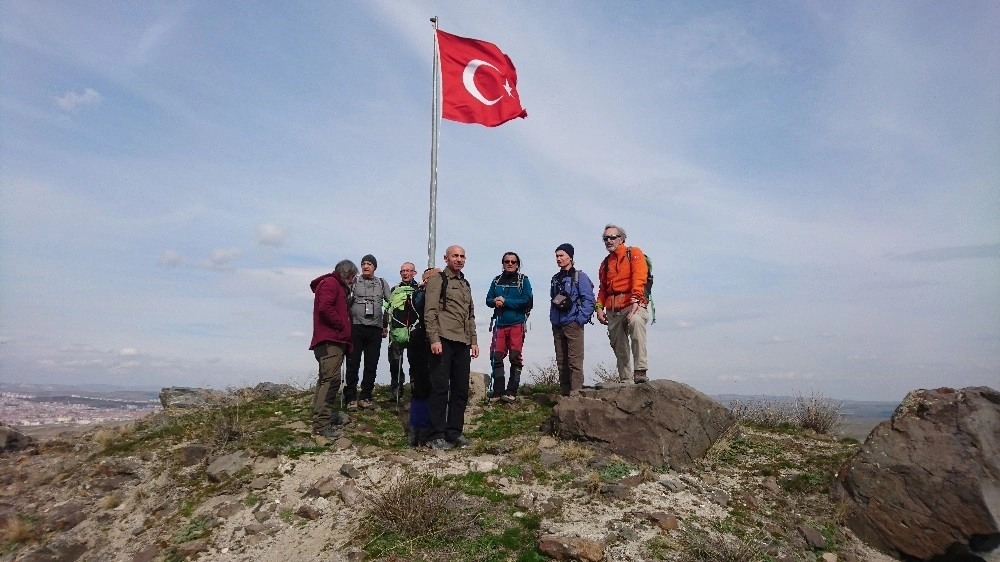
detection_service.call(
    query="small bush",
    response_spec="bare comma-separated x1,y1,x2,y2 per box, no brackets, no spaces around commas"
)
590,361,618,385
679,526,767,562
526,358,559,386
359,473,477,544
729,393,843,435
729,398,797,428
2,516,35,544
796,392,842,434
99,494,121,509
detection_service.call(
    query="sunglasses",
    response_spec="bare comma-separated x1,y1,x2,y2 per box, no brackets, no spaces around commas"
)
502,259,518,265
602,234,622,241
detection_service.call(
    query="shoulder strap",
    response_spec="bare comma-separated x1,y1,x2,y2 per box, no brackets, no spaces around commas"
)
438,271,449,308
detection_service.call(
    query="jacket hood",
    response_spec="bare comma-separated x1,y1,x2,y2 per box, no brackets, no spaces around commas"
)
310,272,338,292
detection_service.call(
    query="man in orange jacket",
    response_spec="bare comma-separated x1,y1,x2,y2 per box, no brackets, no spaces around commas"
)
596,224,650,383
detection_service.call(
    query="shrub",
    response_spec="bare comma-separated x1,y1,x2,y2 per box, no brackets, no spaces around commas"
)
729,398,797,428
679,526,768,562
359,472,477,544
729,393,843,435
590,361,618,385
526,358,559,386
796,392,842,434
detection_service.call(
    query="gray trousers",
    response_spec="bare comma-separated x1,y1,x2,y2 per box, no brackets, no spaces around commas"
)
606,306,649,381
312,342,346,431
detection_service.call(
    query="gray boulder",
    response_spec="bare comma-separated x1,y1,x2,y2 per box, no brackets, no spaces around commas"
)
548,379,734,469
252,382,298,398
831,386,1000,561
159,387,224,409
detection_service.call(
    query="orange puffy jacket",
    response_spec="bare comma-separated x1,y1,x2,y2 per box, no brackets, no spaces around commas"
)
597,245,648,310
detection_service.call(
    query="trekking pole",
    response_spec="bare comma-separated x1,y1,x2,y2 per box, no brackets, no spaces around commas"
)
396,345,404,410
487,313,499,404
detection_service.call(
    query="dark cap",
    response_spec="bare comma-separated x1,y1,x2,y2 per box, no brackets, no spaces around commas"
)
555,243,574,259
361,254,377,269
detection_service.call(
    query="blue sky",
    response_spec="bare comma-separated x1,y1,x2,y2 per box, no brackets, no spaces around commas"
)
1,1,997,401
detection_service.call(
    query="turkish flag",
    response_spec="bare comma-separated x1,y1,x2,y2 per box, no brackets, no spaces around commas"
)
436,30,527,127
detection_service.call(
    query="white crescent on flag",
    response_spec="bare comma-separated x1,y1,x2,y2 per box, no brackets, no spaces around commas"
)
462,59,502,106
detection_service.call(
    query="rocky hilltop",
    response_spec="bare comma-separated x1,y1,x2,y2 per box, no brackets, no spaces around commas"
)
2,379,965,562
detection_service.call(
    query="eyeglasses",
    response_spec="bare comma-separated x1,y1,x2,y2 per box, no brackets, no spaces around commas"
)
602,234,622,241
502,260,518,265
400,270,415,273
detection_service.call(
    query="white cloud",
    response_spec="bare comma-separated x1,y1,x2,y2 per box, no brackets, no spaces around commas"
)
158,250,186,268
258,224,285,247
203,248,243,269
54,88,103,111
758,371,815,381
119,347,139,356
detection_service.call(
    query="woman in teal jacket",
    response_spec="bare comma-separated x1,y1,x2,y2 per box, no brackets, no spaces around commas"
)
485,252,533,402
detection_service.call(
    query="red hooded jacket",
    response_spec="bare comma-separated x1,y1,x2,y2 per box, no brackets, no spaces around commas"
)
309,272,352,351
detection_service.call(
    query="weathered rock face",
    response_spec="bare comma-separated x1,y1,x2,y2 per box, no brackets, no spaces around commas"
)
548,380,735,469
159,387,224,409
831,386,1000,561
0,422,36,453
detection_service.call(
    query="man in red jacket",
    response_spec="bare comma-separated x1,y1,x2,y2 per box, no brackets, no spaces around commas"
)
309,259,357,438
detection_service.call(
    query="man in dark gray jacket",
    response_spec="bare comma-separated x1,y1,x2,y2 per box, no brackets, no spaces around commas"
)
344,254,391,410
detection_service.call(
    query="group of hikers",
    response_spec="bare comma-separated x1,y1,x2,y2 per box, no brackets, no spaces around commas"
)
308,224,652,451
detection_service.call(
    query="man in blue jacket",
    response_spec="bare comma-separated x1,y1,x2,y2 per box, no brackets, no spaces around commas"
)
550,243,596,396
485,252,533,403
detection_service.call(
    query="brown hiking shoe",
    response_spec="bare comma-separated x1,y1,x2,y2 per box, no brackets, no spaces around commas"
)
634,370,648,383
346,401,359,411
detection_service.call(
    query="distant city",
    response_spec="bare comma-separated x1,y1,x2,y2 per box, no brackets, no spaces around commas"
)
0,383,162,429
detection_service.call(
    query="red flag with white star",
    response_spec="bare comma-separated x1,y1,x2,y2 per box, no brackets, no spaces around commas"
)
436,30,527,127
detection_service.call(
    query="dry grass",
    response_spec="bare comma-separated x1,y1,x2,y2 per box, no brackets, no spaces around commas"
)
514,441,540,464
679,526,768,562
100,494,122,509
2,517,35,544
729,393,843,435
558,441,594,463
358,472,478,545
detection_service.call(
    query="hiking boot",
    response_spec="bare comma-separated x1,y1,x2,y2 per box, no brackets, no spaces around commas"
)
501,394,516,404
346,401,359,411
634,370,648,383
313,427,342,440
488,394,503,404
358,399,374,410
427,438,453,451
447,435,472,448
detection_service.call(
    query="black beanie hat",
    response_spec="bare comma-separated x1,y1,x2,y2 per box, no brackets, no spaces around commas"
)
555,243,574,259
361,254,377,269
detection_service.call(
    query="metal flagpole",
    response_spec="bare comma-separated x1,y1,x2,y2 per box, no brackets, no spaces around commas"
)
427,16,441,270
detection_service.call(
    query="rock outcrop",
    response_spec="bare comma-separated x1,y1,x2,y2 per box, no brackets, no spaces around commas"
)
548,379,734,469
0,423,36,453
831,386,1000,561
159,387,225,409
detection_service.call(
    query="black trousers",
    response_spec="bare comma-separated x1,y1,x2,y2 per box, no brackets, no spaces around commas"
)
408,328,431,401
344,324,383,403
427,338,470,442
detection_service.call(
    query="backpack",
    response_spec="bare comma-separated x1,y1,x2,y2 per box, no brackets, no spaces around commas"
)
491,272,533,318
601,247,655,323
385,283,418,346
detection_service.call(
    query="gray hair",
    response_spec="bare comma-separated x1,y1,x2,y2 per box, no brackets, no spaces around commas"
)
334,259,358,279
603,223,626,239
